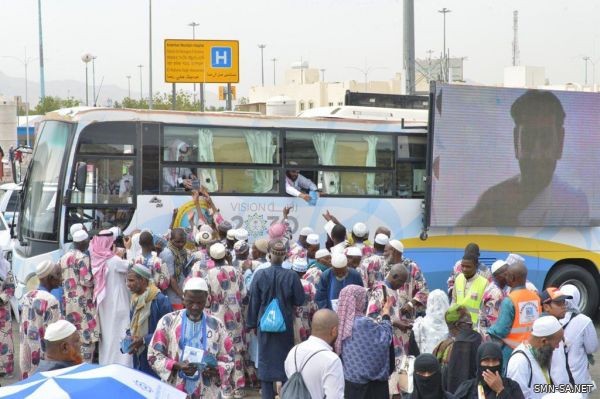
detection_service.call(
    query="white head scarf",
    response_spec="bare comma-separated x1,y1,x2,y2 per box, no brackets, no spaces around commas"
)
126,232,142,260
559,283,580,313
413,289,450,354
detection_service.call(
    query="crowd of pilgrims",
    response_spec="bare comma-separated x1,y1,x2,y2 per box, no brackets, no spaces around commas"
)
0,189,597,399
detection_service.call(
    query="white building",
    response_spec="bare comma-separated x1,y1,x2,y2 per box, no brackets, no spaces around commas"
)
503,66,546,89
249,62,403,114
0,97,17,152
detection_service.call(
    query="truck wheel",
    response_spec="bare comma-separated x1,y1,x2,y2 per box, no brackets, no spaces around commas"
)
546,265,599,317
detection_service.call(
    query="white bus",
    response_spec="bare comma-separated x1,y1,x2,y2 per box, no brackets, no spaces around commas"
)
12,106,429,296
13,97,600,317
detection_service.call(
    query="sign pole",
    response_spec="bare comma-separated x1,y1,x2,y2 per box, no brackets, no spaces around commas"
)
171,83,176,110
226,83,232,111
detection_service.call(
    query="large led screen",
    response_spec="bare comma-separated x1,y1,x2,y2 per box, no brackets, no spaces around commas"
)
429,84,600,227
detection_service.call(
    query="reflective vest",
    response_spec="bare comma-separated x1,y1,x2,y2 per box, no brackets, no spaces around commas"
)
455,273,488,325
502,288,541,349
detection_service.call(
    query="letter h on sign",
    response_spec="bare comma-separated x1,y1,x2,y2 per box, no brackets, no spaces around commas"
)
211,47,232,68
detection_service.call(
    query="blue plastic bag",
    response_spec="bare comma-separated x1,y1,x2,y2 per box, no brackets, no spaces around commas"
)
260,298,286,333
308,190,318,206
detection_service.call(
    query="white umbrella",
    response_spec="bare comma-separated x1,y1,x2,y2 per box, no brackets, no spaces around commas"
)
0,363,186,399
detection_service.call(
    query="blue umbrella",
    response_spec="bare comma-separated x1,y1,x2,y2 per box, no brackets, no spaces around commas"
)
0,363,186,399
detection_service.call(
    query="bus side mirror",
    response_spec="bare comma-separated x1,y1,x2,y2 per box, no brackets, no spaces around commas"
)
75,162,87,192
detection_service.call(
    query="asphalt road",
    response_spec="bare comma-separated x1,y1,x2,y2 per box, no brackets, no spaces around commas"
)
3,322,600,398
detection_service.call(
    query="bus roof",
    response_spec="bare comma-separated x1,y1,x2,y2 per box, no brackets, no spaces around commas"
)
42,106,428,134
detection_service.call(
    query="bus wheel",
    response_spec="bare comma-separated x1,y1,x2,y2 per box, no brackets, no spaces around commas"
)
546,265,599,317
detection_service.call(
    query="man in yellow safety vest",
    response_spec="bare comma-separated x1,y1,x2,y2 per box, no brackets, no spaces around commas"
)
452,253,489,326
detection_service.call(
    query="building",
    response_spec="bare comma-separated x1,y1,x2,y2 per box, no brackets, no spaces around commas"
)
414,57,465,93
249,61,403,115
0,97,17,153
503,66,546,89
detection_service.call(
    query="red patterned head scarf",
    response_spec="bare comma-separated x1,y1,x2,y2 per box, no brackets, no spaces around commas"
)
334,284,367,354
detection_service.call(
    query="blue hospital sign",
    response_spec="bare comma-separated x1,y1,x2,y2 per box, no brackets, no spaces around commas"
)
211,47,232,68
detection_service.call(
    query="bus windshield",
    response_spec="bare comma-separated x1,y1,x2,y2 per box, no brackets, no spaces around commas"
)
20,120,72,241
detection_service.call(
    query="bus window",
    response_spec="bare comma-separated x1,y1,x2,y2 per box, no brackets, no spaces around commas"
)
285,130,394,168
162,125,280,194
78,122,136,154
397,135,427,198
66,206,135,234
162,126,279,164
69,159,135,204
141,124,160,194
162,167,279,194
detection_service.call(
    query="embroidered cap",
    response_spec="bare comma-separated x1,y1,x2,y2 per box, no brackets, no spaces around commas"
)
184,277,209,292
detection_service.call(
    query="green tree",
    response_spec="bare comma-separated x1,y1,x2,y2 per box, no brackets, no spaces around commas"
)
32,96,81,114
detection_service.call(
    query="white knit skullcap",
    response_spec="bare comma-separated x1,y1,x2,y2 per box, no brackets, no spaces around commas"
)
306,234,320,246
183,277,209,292
44,320,77,342
374,233,389,246
331,253,348,269
73,230,89,243
36,260,56,279
352,222,368,238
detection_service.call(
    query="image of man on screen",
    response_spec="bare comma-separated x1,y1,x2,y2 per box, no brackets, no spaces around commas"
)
458,90,589,227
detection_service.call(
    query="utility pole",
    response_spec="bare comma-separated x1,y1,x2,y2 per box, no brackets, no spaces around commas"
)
258,44,266,86
426,49,434,82
126,75,131,98
271,58,277,85
188,22,200,106
403,0,416,94
512,10,520,66
583,56,590,85
138,64,144,102
81,54,93,106
37,0,46,100
148,0,153,109
438,7,451,82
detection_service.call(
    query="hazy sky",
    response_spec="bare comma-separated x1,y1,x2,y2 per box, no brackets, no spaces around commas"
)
1,0,599,101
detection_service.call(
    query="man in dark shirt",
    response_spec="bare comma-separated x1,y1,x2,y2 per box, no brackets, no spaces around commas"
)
316,253,364,310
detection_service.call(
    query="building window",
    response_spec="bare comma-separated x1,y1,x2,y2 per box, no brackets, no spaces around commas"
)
328,102,334,107
308,101,314,109
337,102,343,106
299,101,305,111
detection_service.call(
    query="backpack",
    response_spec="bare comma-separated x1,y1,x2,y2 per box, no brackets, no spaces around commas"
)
280,347,327,399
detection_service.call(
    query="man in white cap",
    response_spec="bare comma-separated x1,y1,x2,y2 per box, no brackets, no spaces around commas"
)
149,277,235,399
246,239,305,399
36,320,82,373
507,316,564,399
287,226,314,263
385,239,429,319
226,229,237,256
126,264,172,377
291,258,318,344
303,248,330,287
315,253,363,311
59,227,98,364
358,233,389,289
204,241,246,397
350,222,373,257
234,228,249,243
191,242,229,278
19,260,62,379
479,259,510,334
346,246,366,286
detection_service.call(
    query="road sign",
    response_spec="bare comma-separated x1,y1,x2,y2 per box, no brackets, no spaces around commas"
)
164,39,239,83
218,85,237,101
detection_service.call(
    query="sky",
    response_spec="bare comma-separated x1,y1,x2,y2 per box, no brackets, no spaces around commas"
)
0,0,599,104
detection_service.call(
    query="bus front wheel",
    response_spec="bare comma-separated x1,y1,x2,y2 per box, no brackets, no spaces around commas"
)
546,265,599,318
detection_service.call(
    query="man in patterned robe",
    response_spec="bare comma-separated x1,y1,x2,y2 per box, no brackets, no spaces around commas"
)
291,258,318,344
19,261,62,379
149,277,235,399
0,257,15,377
59,229,99,363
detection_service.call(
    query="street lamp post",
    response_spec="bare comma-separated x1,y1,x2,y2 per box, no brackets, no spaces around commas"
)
148,0,153,109
438,7,451,82
92,55,97,106
126,75,132,98
138,64,144,102
347,61,385,92
37,0,46,100
271,58,277,85
81,53,93,106
258,44,266,86
188,22,200,107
